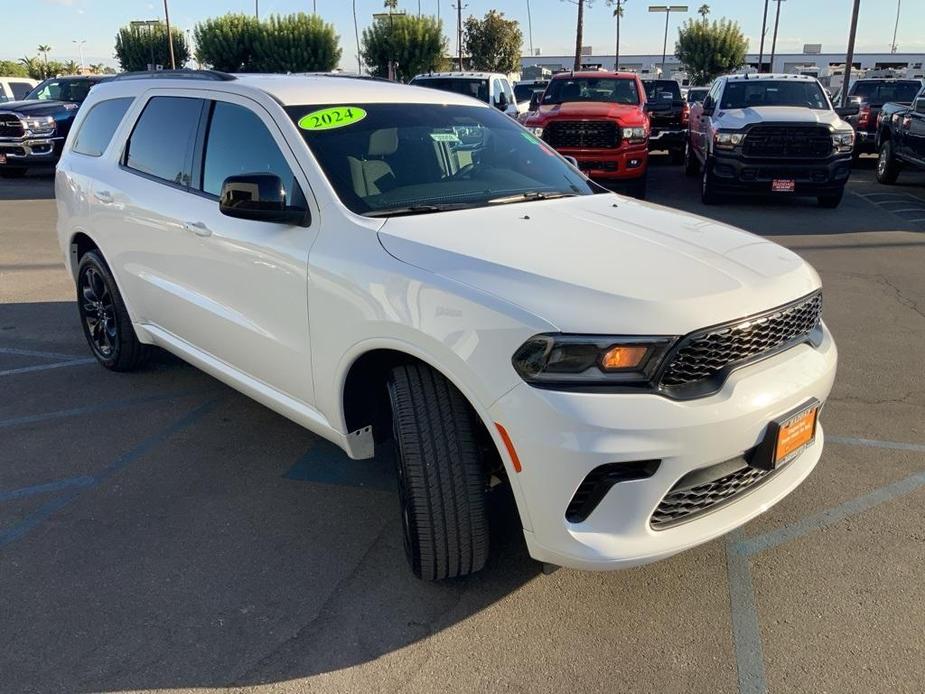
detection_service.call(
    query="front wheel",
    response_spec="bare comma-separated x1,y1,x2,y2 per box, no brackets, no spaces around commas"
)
701,159,719,205
684,140,699,177
876,140,900,184
387,363,490,581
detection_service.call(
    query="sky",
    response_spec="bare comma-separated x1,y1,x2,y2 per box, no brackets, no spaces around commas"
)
3,0,923,70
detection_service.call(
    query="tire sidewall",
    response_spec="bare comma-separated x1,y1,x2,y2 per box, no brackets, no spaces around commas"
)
77,252,122,368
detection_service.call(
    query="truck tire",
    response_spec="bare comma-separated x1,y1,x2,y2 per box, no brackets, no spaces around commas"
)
684,140,699,177
627,176,647,200
387,363,490,581
76,250,149,371
817,190,844,208
876,140,900,185
0,167,27,178
701,159,719,205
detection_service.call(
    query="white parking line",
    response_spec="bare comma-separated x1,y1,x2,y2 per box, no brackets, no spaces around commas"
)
0,359,96,377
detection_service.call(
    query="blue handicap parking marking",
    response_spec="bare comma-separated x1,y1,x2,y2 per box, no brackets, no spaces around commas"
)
284,439,396,492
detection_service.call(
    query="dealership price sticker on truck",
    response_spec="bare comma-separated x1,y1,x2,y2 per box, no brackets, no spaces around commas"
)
772,179,796,193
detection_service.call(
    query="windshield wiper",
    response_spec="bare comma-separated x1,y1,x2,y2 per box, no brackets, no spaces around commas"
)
364,203,471,218
487,191,577,205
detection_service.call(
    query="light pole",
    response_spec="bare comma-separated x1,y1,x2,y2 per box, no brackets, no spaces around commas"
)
526,0,534,58
163,0,176,69
768,0,786,74
890,0,901,54
648,5,687,77
842,0,861,107
758,0,769,72
72,40,86,72
452,1,467,70
612,0,627,71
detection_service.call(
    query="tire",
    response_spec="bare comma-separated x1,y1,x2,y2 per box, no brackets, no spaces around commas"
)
387,363,489,581
76,250,148,371
627,176,647,200
701,158,719,205
684,139,699,177
0,167,27,178
817,190,844,208
876,139,900,184
669,147,685,165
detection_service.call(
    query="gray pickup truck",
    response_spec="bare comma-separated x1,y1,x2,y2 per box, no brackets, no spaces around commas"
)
875,85,925,184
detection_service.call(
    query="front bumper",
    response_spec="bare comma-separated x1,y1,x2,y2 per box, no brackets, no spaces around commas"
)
557,143,649,180
711,151,852,195
0,136,62,166
648,127,686,150
490,323,837,570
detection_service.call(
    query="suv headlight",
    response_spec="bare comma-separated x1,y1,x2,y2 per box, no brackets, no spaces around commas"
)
832,130,854,153
713,131,744,149
529,126,544,138
512,334,675,387
622,126,647,143
21,115,55,135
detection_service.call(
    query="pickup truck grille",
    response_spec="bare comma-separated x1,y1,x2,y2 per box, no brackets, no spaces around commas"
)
743,125,832,158
543,121,620,149
658,292,823,394
0,114,24,138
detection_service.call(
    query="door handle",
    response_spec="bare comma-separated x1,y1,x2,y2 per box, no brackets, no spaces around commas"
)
94,190,113,203
183,221,212,237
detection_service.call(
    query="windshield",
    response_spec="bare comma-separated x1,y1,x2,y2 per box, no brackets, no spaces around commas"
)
410,77,490,104
25,78,100,103
687,88,708,103
643,80,682,102
288,103,596,216
514,83,546,102
849,80,922,105
542,77,639,105
720,80,829,110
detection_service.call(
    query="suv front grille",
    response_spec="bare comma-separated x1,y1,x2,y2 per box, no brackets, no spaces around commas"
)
658,292,822,395
743,125,832,158
651,462,774,529
544,120,620,149
0,115,24,138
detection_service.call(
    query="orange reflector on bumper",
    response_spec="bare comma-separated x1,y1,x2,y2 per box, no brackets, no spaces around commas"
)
495,423,522,473
601,345,648,370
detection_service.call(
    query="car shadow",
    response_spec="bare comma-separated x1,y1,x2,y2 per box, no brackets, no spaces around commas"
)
0,301,540,691
0,167,55,200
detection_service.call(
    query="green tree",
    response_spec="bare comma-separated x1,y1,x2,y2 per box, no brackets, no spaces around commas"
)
37,45,52,78
194,14,260,72
62,60,80,74
464,10,522,73
0,60,30,78
361,14,447,82
675,17,747,86
250,14,341,72
19,56,43,80
114,23,190,72
698,4,710,18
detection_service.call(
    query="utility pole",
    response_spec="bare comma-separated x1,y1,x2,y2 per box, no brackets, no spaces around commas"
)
613,0,627,71
890,0,901,54
256,0,260,20
758,0,769,72
452,1,466,70
648,5,687,78
842,0,861,107
163,0,176,69
768,0,785,74
526,0,534,58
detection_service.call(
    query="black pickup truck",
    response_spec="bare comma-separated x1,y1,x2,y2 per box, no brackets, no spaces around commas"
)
875,85,925,184
641,79,688,163
0,74,110,177
842,78,925,156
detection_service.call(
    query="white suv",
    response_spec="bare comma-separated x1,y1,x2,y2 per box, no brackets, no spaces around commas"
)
409,71,520,117
56,71,837,579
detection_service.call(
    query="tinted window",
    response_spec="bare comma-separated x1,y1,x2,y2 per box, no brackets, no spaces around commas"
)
514,83,546,102
11,82,33,100
543,77,639,105
848,80,922,105
72,97,133,157
125,96,203,185
643,80,682,101
687,88,708,103
25,78,102,103
720,80,829,110
201,101,298,198
411,77,490,103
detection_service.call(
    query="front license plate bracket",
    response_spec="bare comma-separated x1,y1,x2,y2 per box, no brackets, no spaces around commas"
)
748,398,821,471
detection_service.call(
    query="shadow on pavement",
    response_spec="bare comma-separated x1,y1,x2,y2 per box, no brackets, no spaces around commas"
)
0,167,55,201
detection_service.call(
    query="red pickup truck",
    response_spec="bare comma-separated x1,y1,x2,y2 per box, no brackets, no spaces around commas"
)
525,71,660,198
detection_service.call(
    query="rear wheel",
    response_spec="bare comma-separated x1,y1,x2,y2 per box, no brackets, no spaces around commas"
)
684,139,699,177
0,167,27,178
817,190,845,208
701,159,719,205
876,139,900,184
76,251,148,371
387,363,490,581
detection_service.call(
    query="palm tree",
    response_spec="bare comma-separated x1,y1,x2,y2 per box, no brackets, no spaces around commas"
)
353,0,362,73
89,62,105,74
62,59,80,74
19,56,40,80
37,44,52,78
562,0,593,71
608,0,626,71
698,3,710,18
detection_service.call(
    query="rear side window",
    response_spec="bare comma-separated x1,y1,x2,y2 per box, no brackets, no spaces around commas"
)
200,101,300,199
124,96,204,186
72,97,133,157
10,82,33,100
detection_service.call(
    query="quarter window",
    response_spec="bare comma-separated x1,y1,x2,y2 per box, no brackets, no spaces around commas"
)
72,97,134,157
124,96,204,186
201,101,300,199
10,82,33,100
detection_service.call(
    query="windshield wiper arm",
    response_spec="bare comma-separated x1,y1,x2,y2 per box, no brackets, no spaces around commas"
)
487,191,577,205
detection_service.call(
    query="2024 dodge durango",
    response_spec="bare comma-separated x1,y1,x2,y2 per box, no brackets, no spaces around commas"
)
55,71,837,579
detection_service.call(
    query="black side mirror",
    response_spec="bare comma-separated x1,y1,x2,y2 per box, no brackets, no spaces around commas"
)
701,95,715,116
219,173,309,226
915,97,925,115
529,91,542,111
835,104,860,117
496,91,508,109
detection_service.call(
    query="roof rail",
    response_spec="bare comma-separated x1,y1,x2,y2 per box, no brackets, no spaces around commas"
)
110,69,236,82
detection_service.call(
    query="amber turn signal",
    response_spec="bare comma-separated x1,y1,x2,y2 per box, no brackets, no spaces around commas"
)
600,345,649,371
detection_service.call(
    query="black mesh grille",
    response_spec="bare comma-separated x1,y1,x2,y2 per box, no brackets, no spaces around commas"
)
658,292,822,392
651,464,773,529
0,115,24,138
544,120,619,149
743,125,833,158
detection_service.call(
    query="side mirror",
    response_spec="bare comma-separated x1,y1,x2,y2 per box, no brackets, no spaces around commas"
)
219,173,308,226
915,97,925,115
701,95,715,116
529,91,542,111
835,104,860,117
496,91,508,110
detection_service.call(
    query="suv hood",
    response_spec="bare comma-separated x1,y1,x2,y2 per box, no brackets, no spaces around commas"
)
0,100,77,117
377,195,820,335
716,107,846,130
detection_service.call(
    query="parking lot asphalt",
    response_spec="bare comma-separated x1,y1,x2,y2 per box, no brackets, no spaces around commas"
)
1,157,924,694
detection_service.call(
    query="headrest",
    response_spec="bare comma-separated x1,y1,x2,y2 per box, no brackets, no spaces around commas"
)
368,128,398,156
